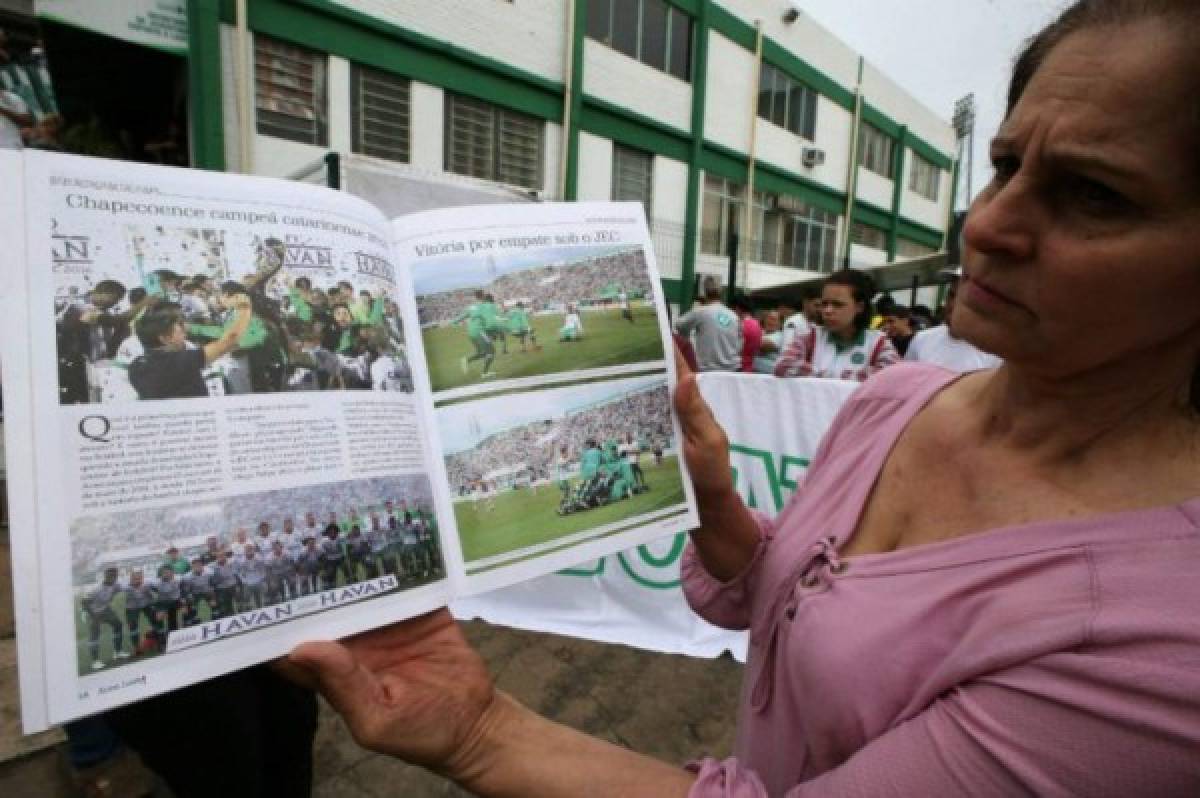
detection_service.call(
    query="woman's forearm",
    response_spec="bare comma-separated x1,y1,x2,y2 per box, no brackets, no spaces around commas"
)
446,692,695,798
688,486,761,582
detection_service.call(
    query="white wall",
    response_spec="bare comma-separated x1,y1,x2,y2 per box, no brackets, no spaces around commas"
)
714,0,859,88
855,167,893,210
327,55,352,154
850,243,888,266
542,121,563,198
651,155,689,226
409,81,444,172
860,61,955,158
582,40,692,133
704,33,754,153
329,0,567,83
576,132,614,201
755,99,851,191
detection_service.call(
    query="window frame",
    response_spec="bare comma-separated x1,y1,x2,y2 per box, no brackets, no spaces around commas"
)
857,123,895,178
757,63,818,141
611,144,655,219
907,151,940,201
253,34,328,146
444,93,544,190
350,64,411,164
585,0,693,82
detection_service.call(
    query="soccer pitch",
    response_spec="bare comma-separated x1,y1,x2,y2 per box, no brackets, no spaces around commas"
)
423,306,665,393
455,456,685,563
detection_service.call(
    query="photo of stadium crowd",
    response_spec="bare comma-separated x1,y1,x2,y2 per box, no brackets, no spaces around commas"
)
439,375,686,566
70,476,441,675
415,245,666,394
55,226,412,405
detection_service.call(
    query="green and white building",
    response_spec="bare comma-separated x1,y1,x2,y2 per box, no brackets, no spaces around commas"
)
29,0,961,309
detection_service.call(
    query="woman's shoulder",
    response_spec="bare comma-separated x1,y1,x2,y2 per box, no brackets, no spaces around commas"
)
851,361,958,403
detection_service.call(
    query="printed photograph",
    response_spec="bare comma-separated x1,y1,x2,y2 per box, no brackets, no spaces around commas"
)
54,223,411,404
414,244,666,396
439,374,687,570
69,476,442,675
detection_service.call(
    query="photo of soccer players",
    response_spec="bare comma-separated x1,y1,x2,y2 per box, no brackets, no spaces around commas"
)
55,224,412,404
414,244,666,396
70,475,443,675
438,374,687,570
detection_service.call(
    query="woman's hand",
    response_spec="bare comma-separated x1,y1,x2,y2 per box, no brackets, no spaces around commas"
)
282,609,495,775
673,345,735,502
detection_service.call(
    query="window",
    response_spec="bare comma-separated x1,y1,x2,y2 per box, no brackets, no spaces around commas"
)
850,221,887,250
908,152,940,201
586,0,693,81
444,93,543,190
255,35,327,145
857,123,894,177
751,193,839,273
896,239,937,259
351,65,410,163
612,145,654,217
757,63,818,140
700,175,744,256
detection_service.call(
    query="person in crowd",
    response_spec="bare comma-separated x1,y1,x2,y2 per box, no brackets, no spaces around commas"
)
150,566,182,651
236,543,267,610
286,2,1200,793
296,537,323,596
128,296,252,400
906,269,1003,372
881,304,916,357
181,558,216,626
774,269,900,382
673,276,741,372
506,300,539,352
752,310,784,374
732,296,762,373
0,28,31,149
163,546,189,575
57,280,128,403
558,302,584,343
264,540,295,604
209,549,238,619
454,290,497,376
123,569,157,654
82,567,129,670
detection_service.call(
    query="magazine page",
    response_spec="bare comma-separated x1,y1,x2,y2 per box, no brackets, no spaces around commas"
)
3,151,459,730
393,202,699,594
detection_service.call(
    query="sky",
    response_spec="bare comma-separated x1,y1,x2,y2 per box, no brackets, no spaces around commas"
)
792,0,1070,208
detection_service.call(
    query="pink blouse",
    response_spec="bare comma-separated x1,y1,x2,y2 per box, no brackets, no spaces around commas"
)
683,363,1200,796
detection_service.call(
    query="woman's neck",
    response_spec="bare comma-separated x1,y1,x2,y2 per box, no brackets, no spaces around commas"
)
969,349,1198,467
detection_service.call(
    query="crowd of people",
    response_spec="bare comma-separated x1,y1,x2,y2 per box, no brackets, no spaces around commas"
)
445,385,671,496
418,249,652,327
55,238,413,403
78,497,442,672
675,267,1000,383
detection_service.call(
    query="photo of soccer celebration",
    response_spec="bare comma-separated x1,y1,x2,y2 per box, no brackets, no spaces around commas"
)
55,224,412,404
70,476,442,675
439,374,686,568
414,244,666,395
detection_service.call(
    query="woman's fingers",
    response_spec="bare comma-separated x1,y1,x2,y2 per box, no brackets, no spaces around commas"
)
289,640,374,722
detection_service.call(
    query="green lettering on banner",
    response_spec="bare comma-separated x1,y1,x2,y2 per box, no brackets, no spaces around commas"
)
615,533,688,589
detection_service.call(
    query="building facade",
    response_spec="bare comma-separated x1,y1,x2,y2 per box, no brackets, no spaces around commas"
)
187,0,958,308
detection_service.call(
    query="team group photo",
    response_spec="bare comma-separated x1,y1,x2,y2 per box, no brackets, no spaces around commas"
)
414,243,667,395
438,373,687,568
70,476,442,675
55,223,413,405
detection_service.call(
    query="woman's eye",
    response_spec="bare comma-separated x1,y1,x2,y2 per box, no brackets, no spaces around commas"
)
1068,177,1129,214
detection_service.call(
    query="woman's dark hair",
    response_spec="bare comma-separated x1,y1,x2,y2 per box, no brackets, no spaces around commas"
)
823,269,876,334
1006,0,1200,411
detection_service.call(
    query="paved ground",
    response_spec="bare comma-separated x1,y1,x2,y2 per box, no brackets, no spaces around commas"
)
0,525,744,797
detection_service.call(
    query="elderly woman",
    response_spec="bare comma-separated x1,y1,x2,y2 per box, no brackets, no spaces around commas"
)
286,1,1200,793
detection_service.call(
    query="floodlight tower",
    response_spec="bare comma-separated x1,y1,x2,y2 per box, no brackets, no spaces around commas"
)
952,93,976,210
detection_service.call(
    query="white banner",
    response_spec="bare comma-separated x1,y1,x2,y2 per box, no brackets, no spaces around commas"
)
36,0,187,54
451,373,858,660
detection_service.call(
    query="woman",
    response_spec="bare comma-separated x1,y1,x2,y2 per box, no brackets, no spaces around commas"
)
773,269,899,382
285,1,1200,793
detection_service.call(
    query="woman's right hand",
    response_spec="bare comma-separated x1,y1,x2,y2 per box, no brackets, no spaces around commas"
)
673,345,735,502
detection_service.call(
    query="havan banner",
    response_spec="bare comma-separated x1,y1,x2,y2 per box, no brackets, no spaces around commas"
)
451,373,858,661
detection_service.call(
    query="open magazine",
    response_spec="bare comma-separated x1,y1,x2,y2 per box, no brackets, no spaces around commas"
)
0,150,698,732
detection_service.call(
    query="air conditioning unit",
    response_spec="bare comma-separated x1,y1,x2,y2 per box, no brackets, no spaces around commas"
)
801,147,826,169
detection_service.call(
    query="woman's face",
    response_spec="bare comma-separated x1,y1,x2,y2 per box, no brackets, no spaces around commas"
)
820,284,860,337
959,20,1200,378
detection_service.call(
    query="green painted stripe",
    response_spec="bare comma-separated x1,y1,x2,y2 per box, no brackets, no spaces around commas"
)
660,277,684,303
852,204,891,230
888,126,908,259
564,0,587,199
679,0,711,311
896,220,943,249
248,0,563,121
760,40,855,110
187,0,225,170
579,95,691,163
